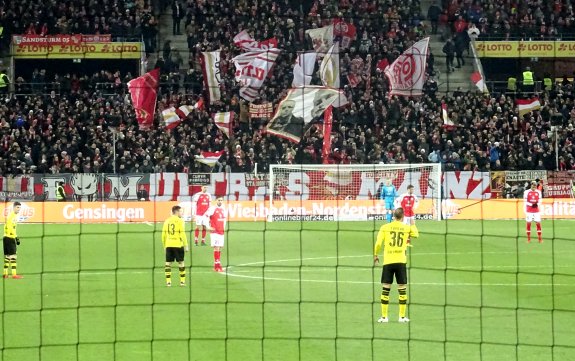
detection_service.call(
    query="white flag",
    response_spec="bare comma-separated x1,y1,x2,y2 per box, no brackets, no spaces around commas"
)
384,38,430,97
266,86,346,143
161,99,204,129
305,25,334,55
292,52,317,87
233,30,278,51
212,112,234,138
320,43,340,88
195,150,225,167
233,48,281,102
201,51,222,103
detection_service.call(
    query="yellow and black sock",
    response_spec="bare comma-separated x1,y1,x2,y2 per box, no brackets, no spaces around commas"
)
3,257,10,276
179,267,186,284
381,287,390,318
398,288,408,318
10,259,17,276
165,265,172,284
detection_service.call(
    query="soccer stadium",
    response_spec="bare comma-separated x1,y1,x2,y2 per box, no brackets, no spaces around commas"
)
1,0,575,360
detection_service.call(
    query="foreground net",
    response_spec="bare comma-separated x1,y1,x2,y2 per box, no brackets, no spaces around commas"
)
1,169,574,361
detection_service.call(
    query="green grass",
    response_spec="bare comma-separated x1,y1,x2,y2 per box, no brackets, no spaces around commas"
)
1,220,574,361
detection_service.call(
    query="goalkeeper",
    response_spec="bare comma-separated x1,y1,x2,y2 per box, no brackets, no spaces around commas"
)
380,179,397,222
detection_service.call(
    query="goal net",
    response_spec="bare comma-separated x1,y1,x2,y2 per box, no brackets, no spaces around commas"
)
268,164,442,221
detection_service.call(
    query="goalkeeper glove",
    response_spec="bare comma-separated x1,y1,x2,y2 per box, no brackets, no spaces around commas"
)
532,203,538,208
15,237,20,245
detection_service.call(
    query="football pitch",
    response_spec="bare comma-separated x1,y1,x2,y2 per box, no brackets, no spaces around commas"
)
1,220,574,361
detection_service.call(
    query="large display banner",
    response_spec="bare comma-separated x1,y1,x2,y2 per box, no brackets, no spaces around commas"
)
3,198,575,223
475,40,575,58
1,171,566,202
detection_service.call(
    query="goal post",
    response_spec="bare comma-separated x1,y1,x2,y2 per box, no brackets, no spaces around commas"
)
268,163,442,221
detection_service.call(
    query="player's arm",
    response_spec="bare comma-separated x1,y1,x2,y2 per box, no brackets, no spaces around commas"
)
409,224,419,239
523,190,529,213
204,207,214,231
413,195,420,209
191,194,198,216
374,227,386,264
161,221,168,248
179,219,189,251
380,185,385,200
394,193,404,208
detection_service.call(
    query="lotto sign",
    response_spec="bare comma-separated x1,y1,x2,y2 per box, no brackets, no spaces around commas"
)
475,41,575,58
13,42,142,59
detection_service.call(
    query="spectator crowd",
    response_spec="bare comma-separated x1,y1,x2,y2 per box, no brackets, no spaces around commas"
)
0,0,575,176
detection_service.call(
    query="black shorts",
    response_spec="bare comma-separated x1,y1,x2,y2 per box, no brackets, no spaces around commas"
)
165,247,185,263
381,263,407,285
3,237,17,256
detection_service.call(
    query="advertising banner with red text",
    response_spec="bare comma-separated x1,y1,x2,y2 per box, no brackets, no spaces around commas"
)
13,42,141,59
12,34,111,45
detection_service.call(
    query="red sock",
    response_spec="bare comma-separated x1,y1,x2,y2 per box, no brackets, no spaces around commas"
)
202,229,207,240
536,223,542,240
526,223,531,240
194,228,199,240
214,250,221,264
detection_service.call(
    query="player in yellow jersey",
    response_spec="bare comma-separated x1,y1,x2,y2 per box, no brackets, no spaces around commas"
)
374,208,419,323
162,205,189,287
3,202,23,279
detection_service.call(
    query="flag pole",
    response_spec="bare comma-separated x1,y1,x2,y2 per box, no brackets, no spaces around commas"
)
555,127,559,170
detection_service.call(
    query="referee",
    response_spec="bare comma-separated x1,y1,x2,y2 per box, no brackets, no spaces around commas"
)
374,208,418,323
3,202,23,279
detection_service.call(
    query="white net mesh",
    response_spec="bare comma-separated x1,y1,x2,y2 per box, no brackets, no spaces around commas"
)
269,164,442,221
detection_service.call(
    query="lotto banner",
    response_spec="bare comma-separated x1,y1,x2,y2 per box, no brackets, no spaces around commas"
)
474,41,575,58
13,42,142,59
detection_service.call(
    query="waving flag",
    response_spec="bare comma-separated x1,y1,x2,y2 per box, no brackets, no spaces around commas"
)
195,150,225,167
233,48,281,102
516,97,541,116
306,25,334,55
161,99,204,129
200,51,222,103
266,86,346,143
320,43,340,88
233,30,278,51
442,102,455,130
333,19,357,49
322,105,334,164
384,37,430,97
293,52,317,87
213,112,234,138
127,68,160,130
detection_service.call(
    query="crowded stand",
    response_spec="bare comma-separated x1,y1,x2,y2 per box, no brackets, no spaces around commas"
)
0,0,574,177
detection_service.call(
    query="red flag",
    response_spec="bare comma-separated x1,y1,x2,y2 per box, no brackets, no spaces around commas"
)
322,106,333,164
127,68,160,130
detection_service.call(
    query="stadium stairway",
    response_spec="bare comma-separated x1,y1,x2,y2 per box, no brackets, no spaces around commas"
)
421,0,475,94
157,9,190,72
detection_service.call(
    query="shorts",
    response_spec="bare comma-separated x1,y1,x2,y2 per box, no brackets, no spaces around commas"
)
3,237,17,256
165,247,185,263
381,263,407,285
195,215,210,227
384,201,394,210
526,212,541,222
403,216,414,225
210,233,225,247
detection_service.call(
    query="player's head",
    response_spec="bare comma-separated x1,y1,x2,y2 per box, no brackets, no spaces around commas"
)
171,205,182,217
386,179,392,186
201,185,208,193
13,202,21,214
216,196,224,207
407,185,414,194
393,207,404,221
531,181,537,190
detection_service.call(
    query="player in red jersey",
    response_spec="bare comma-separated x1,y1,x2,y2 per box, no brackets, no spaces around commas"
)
395,185,419,246
192,186,212,246
524,181,543,243
206,196,227,272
